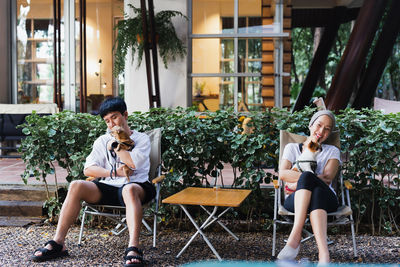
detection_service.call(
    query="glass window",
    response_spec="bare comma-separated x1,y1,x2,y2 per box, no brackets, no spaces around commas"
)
191,0,267,112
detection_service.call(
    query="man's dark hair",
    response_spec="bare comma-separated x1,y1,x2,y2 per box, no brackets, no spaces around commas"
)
99,97,127,118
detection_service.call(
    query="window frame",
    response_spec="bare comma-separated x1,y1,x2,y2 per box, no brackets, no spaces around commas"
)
187,0,288,112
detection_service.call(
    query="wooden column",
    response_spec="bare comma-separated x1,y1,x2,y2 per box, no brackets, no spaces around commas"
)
261,0,291,108
325,0,388,112
352,0,400,109
292,7,344,112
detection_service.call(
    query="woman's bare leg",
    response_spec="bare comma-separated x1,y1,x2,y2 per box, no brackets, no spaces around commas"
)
286,189,312,248
310,209,330,263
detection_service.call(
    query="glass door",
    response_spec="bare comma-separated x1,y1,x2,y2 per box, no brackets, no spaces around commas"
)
15,0,124,113
16,0,59,105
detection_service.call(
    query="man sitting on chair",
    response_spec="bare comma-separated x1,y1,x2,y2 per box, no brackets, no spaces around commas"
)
32,97,155,267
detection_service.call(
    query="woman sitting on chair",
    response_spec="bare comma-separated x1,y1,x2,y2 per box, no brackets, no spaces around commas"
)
277,110,340,264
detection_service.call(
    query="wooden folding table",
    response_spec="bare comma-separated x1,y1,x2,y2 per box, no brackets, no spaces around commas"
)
162,187,251,261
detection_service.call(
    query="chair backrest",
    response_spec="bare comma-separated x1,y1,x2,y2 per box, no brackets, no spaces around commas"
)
279,130,340,162
373,97,400,114
145,128,162,181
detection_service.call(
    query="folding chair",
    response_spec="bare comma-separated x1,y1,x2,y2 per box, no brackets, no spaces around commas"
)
272,130,357,257
78,128,164,247
373,97,400,114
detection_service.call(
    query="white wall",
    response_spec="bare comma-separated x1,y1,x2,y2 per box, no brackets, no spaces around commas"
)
125,0,188,113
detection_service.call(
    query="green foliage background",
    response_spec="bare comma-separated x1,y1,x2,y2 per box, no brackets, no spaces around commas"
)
291,16,400,104
19,107,400,234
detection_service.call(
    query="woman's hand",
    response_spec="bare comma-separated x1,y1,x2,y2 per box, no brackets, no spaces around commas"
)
279,159,301,183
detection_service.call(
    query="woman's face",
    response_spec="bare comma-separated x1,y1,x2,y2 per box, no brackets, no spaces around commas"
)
309,115,333,143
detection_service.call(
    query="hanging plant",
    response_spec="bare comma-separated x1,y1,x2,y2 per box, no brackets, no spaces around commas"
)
113,4,187,74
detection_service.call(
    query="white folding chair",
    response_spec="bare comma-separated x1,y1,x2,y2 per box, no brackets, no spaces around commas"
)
373,97,400,114
272,130,357,257
78,128,164,247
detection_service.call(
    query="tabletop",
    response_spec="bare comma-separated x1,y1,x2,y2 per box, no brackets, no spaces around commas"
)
162,187,251,207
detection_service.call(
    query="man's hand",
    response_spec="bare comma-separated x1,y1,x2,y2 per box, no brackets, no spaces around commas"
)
107,139,118,151
116,164,134,177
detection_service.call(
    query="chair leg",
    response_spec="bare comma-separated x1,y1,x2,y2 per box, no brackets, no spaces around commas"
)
153,213,157,248
350,216,357,257
142,218,152,233
111,217,128,236
78,207,88,245
153,183,160,248
272,221,277,257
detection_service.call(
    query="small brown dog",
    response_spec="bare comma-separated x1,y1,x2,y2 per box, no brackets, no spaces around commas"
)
109,126,135,182
86,126,134,182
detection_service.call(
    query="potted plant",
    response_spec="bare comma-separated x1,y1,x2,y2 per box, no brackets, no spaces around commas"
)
113,4,187,74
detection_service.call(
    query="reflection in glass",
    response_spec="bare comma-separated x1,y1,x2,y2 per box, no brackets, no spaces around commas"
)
37,85,54,103
192,0,234,35
192,77,220,111
36,41,53,58
16,0,55,104
36,64,53,80
34,19,51,38
220,78,234,110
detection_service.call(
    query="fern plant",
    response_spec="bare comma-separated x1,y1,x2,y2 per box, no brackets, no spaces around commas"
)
113,4,187,74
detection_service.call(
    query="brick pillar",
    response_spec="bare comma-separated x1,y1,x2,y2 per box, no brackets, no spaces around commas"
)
261,0,291,108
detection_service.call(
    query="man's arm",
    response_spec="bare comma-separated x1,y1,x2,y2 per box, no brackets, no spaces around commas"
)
84,164,128,178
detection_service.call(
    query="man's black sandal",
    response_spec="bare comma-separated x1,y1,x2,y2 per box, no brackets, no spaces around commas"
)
31,240,69,262
124,246,144,267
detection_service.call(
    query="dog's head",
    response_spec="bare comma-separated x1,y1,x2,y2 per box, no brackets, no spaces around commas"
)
110,126,131,141
304,139,322,154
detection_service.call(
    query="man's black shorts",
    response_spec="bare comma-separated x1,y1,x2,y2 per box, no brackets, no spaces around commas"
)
92,180,156,206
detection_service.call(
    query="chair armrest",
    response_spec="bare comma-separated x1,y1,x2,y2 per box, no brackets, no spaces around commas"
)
344,180,353,190
272,179,280,189
152,175,165,184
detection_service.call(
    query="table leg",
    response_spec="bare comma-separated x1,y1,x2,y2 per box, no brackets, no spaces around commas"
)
176,205,222,261
200,205,240,241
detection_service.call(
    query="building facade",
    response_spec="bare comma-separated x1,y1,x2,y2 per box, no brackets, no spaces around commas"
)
0,0,293,113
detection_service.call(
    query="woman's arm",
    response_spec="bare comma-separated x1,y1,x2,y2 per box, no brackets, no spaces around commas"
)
317,158,340,184
279,159,301,183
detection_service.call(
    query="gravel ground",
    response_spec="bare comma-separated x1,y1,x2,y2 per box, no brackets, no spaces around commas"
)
0,223,399,266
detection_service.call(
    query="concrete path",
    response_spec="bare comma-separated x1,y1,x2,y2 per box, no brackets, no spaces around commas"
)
0,158,68,186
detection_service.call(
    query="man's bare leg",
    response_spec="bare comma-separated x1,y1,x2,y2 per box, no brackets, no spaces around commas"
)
34,180,102,256
122,183,145,265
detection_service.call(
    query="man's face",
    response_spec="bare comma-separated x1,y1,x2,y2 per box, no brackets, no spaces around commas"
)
103,111,128,131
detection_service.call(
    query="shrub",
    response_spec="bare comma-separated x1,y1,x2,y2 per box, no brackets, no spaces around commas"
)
19,107,400,234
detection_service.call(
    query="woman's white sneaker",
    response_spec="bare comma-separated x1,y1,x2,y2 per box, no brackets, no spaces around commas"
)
277,244,300,260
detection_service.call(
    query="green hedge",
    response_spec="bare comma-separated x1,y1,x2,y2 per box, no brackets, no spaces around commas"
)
19,107,400,234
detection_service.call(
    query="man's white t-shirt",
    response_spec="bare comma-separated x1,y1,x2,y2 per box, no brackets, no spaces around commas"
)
84,130,150,187
281,143,341,193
